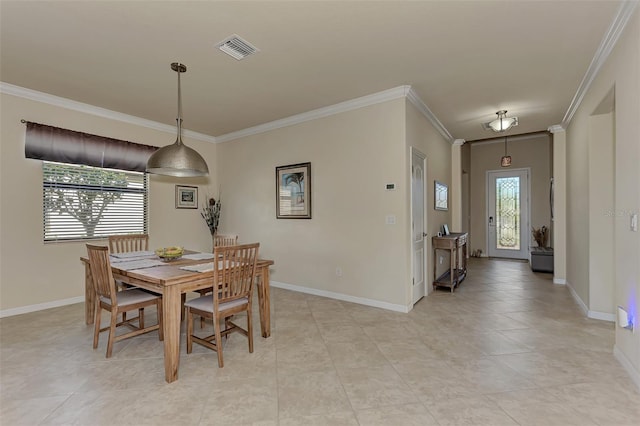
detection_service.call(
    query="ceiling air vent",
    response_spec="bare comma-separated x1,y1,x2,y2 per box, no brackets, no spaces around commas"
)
217,35,259,60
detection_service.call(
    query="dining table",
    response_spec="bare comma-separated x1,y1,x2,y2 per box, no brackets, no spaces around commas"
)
80,250,274,383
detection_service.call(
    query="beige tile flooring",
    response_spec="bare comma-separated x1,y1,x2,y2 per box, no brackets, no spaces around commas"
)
1,258,639,425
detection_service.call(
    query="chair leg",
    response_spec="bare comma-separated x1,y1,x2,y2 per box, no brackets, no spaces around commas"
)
157,300,163,341
106,310,118,358
247,307,254,354
93,303,102,349
214,316,224,368
200,315,205,329
186,307,193,354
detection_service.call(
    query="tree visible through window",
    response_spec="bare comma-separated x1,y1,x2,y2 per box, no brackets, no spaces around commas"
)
43,161,147,241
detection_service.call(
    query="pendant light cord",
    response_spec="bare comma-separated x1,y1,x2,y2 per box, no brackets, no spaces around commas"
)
176,64,183,144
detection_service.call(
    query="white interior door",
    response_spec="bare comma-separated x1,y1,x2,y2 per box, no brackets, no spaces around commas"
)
487,168,530,259
411,148,427,304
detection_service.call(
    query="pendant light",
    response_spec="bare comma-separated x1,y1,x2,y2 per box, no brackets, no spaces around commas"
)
146,63,209,177
501,135,512,167
487,110,518,132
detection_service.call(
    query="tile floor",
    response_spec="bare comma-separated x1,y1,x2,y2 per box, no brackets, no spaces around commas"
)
1,258,639,425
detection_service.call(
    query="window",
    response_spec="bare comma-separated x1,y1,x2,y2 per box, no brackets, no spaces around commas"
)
43,161,148,241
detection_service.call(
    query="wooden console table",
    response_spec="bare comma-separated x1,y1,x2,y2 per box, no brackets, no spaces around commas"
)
432,232,468,292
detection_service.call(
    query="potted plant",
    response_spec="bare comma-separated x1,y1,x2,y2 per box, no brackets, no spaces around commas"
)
531,225,549,248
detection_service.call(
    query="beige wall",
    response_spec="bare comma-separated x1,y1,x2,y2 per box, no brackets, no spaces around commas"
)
551,130,567,282
405,101,452,285
469,134,552,257
216,98,451,310
588,112,615,316
566,9,639,380
0,93,217,311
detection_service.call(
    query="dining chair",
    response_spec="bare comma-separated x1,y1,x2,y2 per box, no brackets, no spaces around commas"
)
86,244,163,358
194,233,240,312
213,234,238,247
185,242,259,367
108,234,149,253
108,234,150,321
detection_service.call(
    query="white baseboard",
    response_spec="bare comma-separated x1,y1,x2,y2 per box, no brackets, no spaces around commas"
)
588,310,616,322
0,296,84,318
270,281,410,313
553,277,567,285
566,280,589,316
565,281,616,322
614,345,640,391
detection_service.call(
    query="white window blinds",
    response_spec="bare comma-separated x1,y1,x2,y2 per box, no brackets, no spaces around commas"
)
43,161,148,241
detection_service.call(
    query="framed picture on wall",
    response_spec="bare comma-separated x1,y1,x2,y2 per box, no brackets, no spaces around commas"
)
276,162,311,219
175,185,198,209
434,181,448,211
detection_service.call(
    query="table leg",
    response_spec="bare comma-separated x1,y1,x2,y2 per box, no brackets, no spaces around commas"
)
261,266,271,338
84,263,95,325
163,285,181,383
255,266,272,338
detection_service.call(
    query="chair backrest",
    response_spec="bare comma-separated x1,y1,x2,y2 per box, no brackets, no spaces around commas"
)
86,244,117,305
108,234,149,253
213,243,259,310
213,234,238,248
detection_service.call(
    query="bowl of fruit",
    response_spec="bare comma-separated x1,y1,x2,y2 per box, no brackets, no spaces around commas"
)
155,246,184,261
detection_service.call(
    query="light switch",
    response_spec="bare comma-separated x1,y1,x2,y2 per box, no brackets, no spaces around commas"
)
631,213,638,232
386,215,396,225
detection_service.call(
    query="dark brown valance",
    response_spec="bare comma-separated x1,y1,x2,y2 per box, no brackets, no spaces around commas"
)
24,121,158,172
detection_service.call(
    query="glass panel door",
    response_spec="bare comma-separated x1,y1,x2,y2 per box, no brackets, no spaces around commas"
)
488,169,529,259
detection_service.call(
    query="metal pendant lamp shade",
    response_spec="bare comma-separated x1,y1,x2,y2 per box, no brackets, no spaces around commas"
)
146,63,209,177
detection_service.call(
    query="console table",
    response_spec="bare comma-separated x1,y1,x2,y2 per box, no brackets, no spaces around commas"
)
432,232,468,292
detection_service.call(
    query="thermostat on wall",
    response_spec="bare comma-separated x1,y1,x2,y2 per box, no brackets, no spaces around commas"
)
385,183,396,191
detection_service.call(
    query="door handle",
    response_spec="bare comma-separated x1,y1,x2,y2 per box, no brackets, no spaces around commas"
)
489,216,494,226
423,232,428,237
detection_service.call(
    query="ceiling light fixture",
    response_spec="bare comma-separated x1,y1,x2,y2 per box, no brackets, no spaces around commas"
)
485,110,519,132
146,63,209,177
501,135,512,167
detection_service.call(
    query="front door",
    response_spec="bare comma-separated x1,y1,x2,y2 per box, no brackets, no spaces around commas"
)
487,169,530,259
411,148,427,304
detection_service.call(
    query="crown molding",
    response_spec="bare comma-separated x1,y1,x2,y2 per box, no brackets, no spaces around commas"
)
0,82,217,144
215,86,412,143
548,124,565,133
406,88,454,143
562,1,638,126
3,80,456,147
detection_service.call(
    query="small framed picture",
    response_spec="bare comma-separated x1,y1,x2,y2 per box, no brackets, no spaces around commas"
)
442,224,450,236
175,185,198,209
276,162,312,219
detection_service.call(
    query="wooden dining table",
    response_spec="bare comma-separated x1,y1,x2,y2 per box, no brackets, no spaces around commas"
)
80,251,274,383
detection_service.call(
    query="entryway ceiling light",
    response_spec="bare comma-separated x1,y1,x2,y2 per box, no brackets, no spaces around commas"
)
146,62,209,177
485,110,519,132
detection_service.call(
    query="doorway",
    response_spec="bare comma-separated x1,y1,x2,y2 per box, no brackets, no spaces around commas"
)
411,148,427,304
487,168,530,259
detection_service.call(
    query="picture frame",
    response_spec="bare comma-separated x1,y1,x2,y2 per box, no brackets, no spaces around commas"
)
276,162,311,219
434,180,448,211
442,224,450,236
175,185,198,209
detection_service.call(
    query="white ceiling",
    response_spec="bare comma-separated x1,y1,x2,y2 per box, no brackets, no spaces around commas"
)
0,1,626,142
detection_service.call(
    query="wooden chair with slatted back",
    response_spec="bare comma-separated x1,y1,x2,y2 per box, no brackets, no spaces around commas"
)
108,234,149,253
185,242,259,367
86,244,163,358
108,234,150,321
213,234,238,248
195,234,240,304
